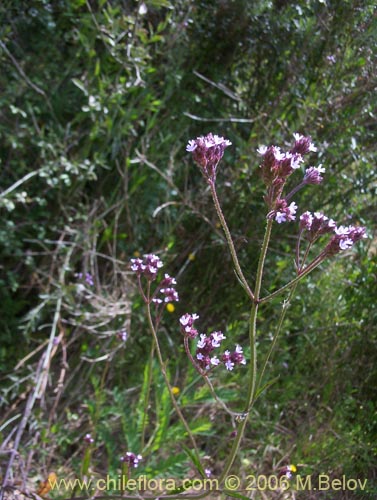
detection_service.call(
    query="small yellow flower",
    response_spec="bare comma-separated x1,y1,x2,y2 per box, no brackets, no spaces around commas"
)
166,303,175,313
172,386,180,396
188,253,196,261
289,464,297,473
133,250,141,257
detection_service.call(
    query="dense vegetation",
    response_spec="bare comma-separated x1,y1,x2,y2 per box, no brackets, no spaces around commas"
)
0,1,376,499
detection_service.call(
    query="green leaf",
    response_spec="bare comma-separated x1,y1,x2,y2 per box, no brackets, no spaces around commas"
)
181,445,206,477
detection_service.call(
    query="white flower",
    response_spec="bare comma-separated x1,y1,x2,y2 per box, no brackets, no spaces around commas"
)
225,360,235,371
197,334,207,349
210,356,220,366
257,145,267,155
339,238,353,250
186,140,197,152
275,212,287,223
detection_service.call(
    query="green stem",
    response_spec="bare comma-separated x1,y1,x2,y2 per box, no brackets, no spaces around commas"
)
257,282,298,393
141,341,155,450
145,301,202,467
219,218,273,482
209,181,254,301
259,257,324,304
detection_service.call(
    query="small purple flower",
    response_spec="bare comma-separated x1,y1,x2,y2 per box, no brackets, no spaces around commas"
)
291,133,317,155
75,272,94,286
160,273,177,287
300,211,336,240
304,165,325,185
222,345,247,370
273,200,297,223
325,225,367,255
160,287,179,303
222,350,235,371
117,330,128,342
211,331,226,348
120,452,143,468
180,313,199,338
84,433,94,444
85,273,94,286
210,356,220,366
130,254,163,281
327,55,336,64
186,133,232,183
299,211,314,230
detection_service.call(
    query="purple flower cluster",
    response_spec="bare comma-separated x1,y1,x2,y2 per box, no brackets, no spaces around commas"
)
130,256,179,306
179,313,199,338
180,313,246,372
303,165,325,185
117,329,128,342
83,433,94,444
274,200,298,224
130,254,163,281
258,133,320,224
186,133,232,183
76,272,94,286
120,452,142,468
152,274,179,304
300,211,336,240
326,225,367,255
299,211,366,257
222,345,246,371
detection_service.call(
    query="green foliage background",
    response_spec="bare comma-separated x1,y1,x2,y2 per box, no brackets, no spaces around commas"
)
0,0,376,498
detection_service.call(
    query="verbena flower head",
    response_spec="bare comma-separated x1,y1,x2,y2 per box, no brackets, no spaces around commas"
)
83,433,94,444
186,321,246,372
299,211,366,259
222,345,247,371
196,331,227,370
180,313,199,338
269,199,297,224
325,225,367,255
304,165,325,185
120,452,142,468
291,133,317,155
130,253,163,281
159,287,179,303
300,211,336,240
186,133,232,183
259,134,317,211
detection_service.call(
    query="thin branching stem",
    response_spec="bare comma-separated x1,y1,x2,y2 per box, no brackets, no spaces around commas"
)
259,256,325,304
209,180,255,301
219,218,273,482
145,297,202,467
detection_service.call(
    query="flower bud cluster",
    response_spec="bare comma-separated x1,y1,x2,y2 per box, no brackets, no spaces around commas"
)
180,313,199,338
258,133,320,224
274,200,298,224
299,211,366,256
186,133,232,183
299,211,336,241
83,433,94,444
76,272,94,286
130,256,179,305
120,452,142,468
130,254,163,281
325,225,367,255
180,313,246,372
303,165,325,185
